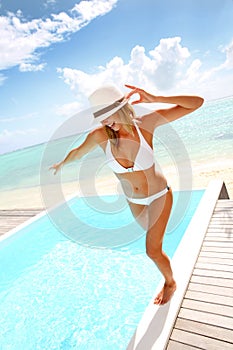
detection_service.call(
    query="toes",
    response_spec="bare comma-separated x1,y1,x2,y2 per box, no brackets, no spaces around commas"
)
154,290,163,304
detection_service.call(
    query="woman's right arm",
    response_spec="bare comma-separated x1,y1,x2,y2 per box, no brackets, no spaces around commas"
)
50,129,101,175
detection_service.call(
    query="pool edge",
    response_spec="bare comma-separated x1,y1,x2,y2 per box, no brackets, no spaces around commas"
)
126,179,228,350
0,191,82,245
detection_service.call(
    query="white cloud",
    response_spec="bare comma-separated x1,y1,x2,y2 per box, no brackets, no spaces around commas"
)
0,73,7,85
45,0,57,5
72,0,117,22
58,37,194,96
0,128,37,138
0,112,38,123
58,36,233,101
19,62,46,72
220,40,233,69
55,101,83,117
0,0,118,71
0,128,37,144
0,128,40,154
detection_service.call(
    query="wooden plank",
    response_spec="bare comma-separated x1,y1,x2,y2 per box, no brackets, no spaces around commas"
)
210,220,233,224
209,222,233,227
205,235,233,242
0,223,27,229
206,226,233,231
188,282,232,297
213,202,233,206
207,229,233,234
209,217,233,222
210,213,233,217
212,210,233,215
182,298,233,318
193,268,233,280
0,222,26,227
210,206,232,212
210,214,233,218
174,318,233,343
197,256,233,265
167,339,200,350
185,290,233,307
179,308,233,330
0,217,32,222
213,203,233,208
199,251,233,259
206,235,233,240
213,208,233,212
205,231,233,238
209,219,233,223
195,262,233,273
0,209,42,214
206,225,233,230
215,200,233,206
0,221,27,226
201,246,233,253
204,237,233,242
170,328,233,350
0,222,27,227
202,241,233,248
211,211,233,216
211,215,233,219
211,216,233,220
191,275,233,288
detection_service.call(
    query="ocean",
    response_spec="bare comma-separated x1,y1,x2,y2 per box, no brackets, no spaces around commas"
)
0,96,232,193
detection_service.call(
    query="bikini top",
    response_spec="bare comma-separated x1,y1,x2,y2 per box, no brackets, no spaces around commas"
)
105,121,154,173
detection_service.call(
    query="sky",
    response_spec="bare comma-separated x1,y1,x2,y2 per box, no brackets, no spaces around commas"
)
0,0,233,154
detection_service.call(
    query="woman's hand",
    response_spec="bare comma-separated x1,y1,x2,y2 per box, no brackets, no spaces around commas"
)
49,161,63,175
125,84,156,104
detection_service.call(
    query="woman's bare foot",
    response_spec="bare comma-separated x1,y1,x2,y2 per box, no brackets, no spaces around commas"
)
154,280,177,305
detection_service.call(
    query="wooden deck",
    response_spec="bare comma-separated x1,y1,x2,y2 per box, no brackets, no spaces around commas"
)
167,199,233,350
0,209,42,237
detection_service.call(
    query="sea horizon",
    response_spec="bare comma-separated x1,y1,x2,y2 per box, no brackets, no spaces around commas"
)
1,94,233,158
0,96,232,198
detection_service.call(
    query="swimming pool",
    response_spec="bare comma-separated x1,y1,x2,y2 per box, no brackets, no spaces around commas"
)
0,190,204,349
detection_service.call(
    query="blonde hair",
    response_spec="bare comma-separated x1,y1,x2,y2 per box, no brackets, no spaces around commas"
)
104,103,136,147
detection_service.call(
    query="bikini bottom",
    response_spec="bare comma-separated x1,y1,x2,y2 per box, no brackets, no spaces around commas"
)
126,185,170,206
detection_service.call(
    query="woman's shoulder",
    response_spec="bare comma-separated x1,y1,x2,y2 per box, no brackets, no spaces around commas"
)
89,126,108,144
137,109,164,131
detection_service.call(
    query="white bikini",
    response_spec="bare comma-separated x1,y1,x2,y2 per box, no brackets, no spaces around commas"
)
105,121,170,205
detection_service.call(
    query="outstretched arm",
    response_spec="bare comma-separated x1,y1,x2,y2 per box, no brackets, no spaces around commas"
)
50,130,99,175
125,84,204,127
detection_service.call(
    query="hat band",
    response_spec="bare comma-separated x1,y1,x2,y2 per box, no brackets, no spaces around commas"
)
93,99,123,119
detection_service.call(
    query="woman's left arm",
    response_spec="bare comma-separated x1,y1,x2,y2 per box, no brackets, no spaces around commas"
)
153,95,204,124
125,84,204,127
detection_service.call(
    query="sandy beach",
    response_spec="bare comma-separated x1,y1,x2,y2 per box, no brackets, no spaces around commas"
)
1,161,232,210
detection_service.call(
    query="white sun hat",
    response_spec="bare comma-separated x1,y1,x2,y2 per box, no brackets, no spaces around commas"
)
88,85,129,124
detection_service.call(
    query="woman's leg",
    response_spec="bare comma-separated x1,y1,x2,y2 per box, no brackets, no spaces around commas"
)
146,188,176,305
127,201,148,230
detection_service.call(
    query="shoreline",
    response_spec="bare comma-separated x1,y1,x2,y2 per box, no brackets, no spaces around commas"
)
1,163,232,210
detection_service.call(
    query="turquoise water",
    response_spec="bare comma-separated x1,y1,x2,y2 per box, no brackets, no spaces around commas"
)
0,190,204,350
0,97,232,192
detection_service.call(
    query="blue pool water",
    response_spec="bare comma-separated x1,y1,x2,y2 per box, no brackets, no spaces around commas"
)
0,190,204,350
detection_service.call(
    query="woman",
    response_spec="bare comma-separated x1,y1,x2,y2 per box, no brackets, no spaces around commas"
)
50,84,204,305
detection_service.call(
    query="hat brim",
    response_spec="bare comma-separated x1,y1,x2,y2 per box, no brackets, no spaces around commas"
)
91,99,129,125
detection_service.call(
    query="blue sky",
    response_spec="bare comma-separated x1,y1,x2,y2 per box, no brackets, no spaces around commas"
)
0,0,233,154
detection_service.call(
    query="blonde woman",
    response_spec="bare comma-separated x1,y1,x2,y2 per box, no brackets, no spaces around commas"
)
50,84,204,305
